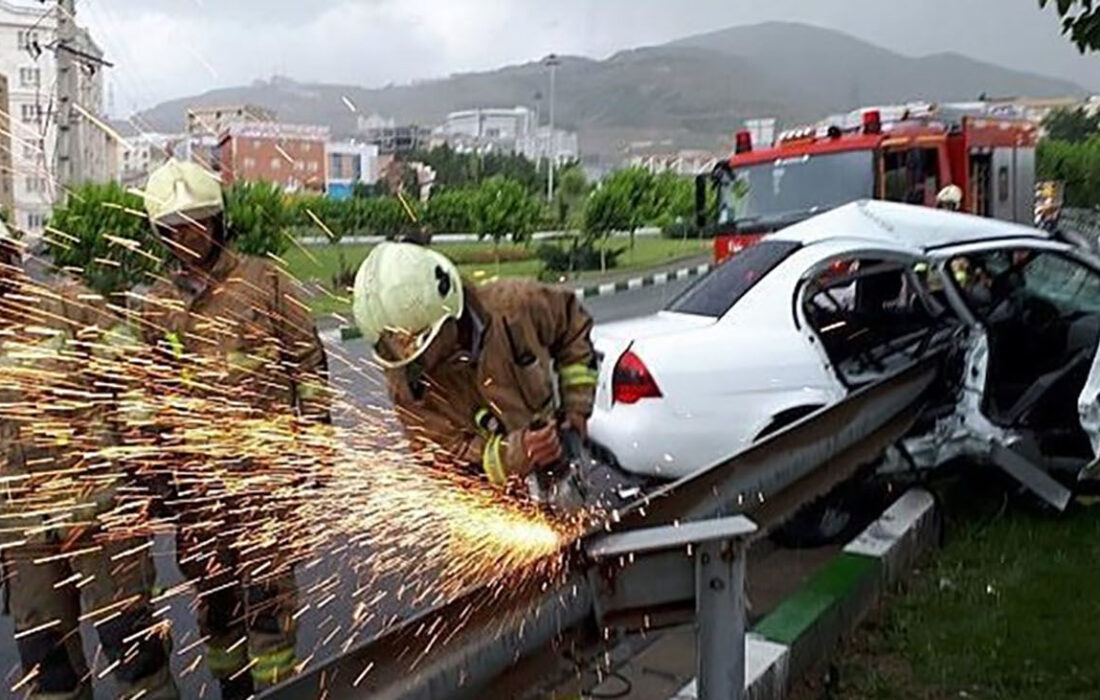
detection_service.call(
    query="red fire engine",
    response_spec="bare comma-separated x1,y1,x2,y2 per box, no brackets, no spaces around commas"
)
700,106,1040,263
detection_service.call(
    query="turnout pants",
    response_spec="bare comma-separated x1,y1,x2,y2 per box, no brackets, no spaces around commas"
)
176,495,298,690
2,525,177,699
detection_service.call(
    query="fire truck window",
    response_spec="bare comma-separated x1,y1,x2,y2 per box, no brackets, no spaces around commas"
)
998,166,1010,203
883,149,937,206
884,151,908,203
919,149,939,207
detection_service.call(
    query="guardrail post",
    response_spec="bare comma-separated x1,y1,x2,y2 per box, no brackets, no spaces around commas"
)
696,537,746,700
587,516,757,700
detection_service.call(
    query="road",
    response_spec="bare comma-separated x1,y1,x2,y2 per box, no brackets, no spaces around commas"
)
0,279,694,699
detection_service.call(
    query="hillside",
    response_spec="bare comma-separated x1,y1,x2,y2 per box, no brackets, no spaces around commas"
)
136,22,1084,162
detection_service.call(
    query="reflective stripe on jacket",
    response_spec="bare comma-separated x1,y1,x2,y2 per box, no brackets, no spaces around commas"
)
388,279,596,484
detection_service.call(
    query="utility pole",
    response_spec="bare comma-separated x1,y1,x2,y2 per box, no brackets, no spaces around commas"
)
56,0,80,190
543,53,560,202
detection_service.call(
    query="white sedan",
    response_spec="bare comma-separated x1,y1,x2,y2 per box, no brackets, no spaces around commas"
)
590,200,1100,495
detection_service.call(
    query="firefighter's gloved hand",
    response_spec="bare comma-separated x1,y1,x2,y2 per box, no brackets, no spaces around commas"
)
522,424,563,474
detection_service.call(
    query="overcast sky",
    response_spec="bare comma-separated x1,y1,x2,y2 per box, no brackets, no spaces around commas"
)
72,0,1100,115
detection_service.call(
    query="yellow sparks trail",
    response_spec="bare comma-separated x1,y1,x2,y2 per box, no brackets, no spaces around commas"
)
0,266,599,691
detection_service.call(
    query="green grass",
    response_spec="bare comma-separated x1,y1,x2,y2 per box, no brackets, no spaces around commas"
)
282,236,709,315
833,501,1100,700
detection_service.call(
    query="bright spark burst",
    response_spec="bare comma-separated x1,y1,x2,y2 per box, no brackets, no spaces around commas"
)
0,258,600,694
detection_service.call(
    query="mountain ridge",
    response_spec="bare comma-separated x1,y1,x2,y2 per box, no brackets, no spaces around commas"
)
135,22,1084,161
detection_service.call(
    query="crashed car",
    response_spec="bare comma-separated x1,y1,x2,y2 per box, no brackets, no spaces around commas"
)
590,200,1100,512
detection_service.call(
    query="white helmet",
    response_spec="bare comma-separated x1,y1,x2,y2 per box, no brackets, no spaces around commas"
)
936,185,963,211
353,242,465,369
144,158,224,227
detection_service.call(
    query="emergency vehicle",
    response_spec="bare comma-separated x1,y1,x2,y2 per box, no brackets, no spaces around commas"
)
700,105,1039,263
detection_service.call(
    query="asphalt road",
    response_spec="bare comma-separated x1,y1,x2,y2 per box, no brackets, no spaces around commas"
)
0,280,693,699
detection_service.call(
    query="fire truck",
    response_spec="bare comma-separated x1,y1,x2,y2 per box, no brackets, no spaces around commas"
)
700,105,1040,263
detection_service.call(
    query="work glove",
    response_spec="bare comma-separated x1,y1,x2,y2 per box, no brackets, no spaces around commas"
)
522,423,563,475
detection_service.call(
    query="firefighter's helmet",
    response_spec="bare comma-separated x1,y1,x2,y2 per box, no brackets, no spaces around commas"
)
143,159,224,227
936,185,963,211
353,242,465,369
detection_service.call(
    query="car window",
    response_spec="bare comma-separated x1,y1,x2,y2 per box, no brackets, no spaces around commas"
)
1023,255,1100,314
804,258,945,386
949,249,1100,317
666,240,800,317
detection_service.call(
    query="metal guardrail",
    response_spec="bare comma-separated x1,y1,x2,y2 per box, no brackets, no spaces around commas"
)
264,348,946,700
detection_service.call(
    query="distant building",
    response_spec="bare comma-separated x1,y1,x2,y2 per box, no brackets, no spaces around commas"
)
325,140,379,200
218,122,329,193
744,118,777,148
107,120,180,187
521,126,579,165
0,74,14,220
629,149,718,176
440,106,535,148
185,103,274,170
435,106,579,165
0,1,107,234
358,114,432,155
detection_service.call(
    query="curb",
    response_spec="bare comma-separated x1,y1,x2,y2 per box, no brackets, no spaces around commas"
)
335,260,714,342
573,262,712,300
671,488,940,700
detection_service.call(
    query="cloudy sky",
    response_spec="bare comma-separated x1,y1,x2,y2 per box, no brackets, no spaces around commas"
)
72,0,1099,114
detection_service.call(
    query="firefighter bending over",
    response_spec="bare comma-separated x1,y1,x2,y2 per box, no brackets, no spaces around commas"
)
139,159,330,697
353,242,598,488
0,226,177,699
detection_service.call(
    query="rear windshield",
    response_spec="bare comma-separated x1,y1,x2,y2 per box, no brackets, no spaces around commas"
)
666,240,801,317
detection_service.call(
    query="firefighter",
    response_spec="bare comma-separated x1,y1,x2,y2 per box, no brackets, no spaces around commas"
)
352,242,598,487
0,225,177,699
936,184,963,212
140,159,330,697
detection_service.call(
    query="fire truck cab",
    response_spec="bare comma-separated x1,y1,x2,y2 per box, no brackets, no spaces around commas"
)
703,105,1039,263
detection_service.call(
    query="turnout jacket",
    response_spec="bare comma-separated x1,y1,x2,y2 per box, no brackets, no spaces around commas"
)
387,279,598,484
139,250,330,421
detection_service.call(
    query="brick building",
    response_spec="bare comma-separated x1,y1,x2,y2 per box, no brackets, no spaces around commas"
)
218,122,329,192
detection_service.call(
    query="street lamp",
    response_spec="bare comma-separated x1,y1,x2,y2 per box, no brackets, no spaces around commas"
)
543,53,561,202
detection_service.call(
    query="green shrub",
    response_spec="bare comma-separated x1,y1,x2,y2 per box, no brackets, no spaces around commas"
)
46,182,166,298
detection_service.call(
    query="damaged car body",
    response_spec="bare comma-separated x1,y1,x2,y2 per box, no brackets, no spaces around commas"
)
590,200,1100,518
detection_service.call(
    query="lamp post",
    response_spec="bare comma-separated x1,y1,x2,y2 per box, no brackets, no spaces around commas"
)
543,53,560,202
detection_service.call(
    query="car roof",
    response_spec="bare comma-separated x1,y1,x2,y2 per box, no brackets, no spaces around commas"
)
768,200,1048,253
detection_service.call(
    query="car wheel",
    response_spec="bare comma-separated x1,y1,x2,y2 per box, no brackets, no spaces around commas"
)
773,480,889,549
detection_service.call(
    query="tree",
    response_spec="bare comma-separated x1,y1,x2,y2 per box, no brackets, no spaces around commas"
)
224,181,292,257
583,168,654,267
1043,107,1100,143
47,182,166,298
552,165,590,229
424,188,475,234
1039,0,1100,52
363,195,422,240
648,171,696,231
471,176,540,266
1038,136,1100,207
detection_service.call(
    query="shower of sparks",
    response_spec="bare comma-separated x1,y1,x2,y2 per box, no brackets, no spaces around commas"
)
0,252,602,694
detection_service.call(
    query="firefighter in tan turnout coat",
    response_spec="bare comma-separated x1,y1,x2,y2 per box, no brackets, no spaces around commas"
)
0,227,177,699
139,159,329,697
352,242,599,486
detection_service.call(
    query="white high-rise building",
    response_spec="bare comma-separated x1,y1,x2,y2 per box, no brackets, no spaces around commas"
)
0,1,107,235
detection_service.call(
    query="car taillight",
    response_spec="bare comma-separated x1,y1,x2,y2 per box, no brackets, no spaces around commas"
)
612,350,662,405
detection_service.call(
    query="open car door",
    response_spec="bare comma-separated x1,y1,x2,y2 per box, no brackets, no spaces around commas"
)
916,239,1100,507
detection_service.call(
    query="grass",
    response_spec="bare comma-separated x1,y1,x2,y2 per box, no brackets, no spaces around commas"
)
282,236,709,315
829,496,1100,700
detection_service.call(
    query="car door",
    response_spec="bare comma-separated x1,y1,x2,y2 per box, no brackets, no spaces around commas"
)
797,251,948,390
932,240,1100,462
